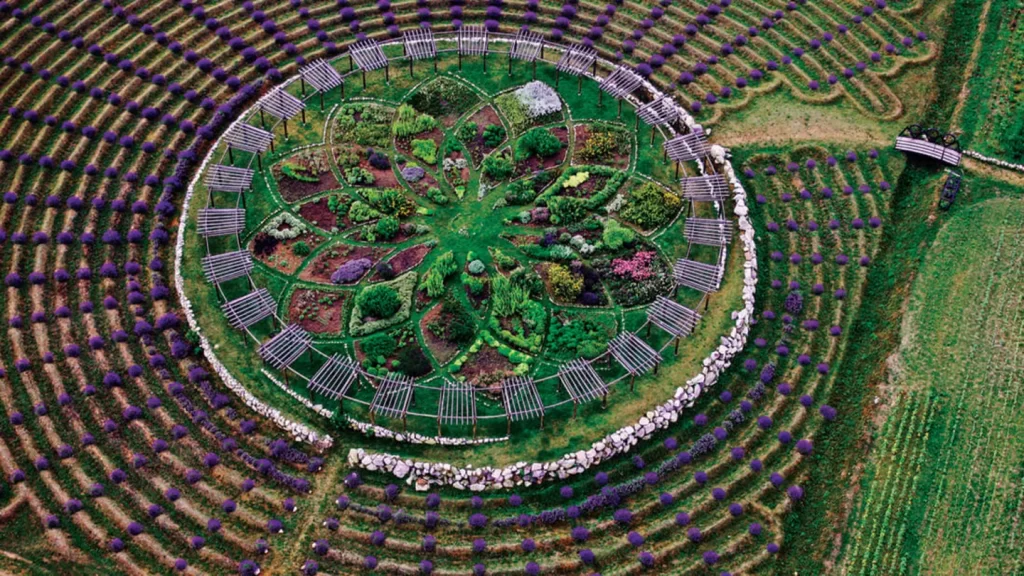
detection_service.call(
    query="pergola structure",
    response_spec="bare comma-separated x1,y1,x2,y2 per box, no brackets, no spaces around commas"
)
370,373,415,428
403,28,438,73
437,380,478,437
598,65,643,117
558,359,609,417
221,288,276,330
457,24,488,70
647,295,702,353
224,123,274,167
258,324,312,380
307,354,360,402
894,125,962,166
299,59,344,108
204,165,254,194
554,43,597,93
501,375,545,433
673,258,723,294
197,208,246,238
608,332,662,390
202,250,253,286
258,86,306,129
664,130,708,172
509,29,544,78
680,174,729,202
349,38,389,85
684,218,733,246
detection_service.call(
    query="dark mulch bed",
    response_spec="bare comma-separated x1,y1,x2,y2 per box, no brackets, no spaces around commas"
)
361,158,400,189
374,243,433,279
278,171,341,203
251,227,323,275
515,127,569,177
288,289,346,334
298,197,341,231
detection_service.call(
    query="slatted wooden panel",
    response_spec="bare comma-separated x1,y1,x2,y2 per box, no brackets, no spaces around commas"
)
501,376,544,422
558,359,608,404
648,295,701,338
673,258,723,293
258,325,312,369
608,332,662,376
308,354,359,400
684,218,733,247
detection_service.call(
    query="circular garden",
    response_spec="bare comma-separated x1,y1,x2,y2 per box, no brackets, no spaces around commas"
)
182,46,739,443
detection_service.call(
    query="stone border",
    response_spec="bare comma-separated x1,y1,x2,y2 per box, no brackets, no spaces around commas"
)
964,149,1024,173
347,143,757,491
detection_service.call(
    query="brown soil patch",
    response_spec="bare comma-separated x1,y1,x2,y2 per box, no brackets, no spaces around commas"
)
288,289,346,334
384,243,433,276
361,159,400,189
420,303,460,365
458,346,515,388
515,127,569,177
299,244,391,284
298,197,340,231
406,170,440,197
573,125,630,169
464,106,505,164
277,172,341,203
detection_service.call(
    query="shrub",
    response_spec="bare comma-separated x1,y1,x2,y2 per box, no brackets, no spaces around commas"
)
482,124,506,147
492,275,531,317
603,219,635,250
456,122,478,143
443,296,476,343
365,188,411,216
281,162,320,182
375,216,400,240
348,201,381,223
514,81,562,118
411,139,438,164
397,347,431,377
361,333,397,360
515,128,563,161
393,104,438,138
564,171,590,189
426,187,449,205
548,264,583,301
504,179,537,205
409,77,478,117
350,273,418,336
464,274,485,296
482,154,514,180
620,182,681,229
548,196,587,224
468,260,485,275
356,285,402,319
401,165,426,182
331,258,372,284
345,167,375,186
579,128,628,161
367,149,390,169
263,213,308,240
292,241,311,256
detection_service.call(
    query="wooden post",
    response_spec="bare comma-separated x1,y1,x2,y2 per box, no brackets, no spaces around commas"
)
256,152,262,171
650,126,656,146
320,91,324,111
577,74,582,96
617,98,622,119
301,108,306,124
385,63,390,83
433,54,437,74
228,146,234,164
572,402,578,419
349,54,353,72
675,162,680,179
458,51,462,70
361,70,366,88
598,90,603,106
674,337,680,354
602,393,608,409
259,109,265,128
508,51,512,76
409,57,413,77
634,115,639,131
653,363,659,376
629,375,635,392
507,418,511,436
437,418,441,438
532,59,536,80
483,51,487,72
539,413,544,430
300,78,306,97
283,119,288,139
646,323,652,338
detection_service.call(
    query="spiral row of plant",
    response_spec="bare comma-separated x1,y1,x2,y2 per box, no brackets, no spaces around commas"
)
269,146,893,575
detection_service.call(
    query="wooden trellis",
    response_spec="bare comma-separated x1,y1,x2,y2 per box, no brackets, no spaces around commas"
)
681,174,729,202
259,86,306,128
457,24,488,70
684,217,733,246
222,288,276,330
664,130,708,162
224,123,274,155
202,250,253,286
299,59,344,108
636,96,678,127
501,375,545,433
554,43,596,93
350,38,389,70
608,332,662,390
205,164,254,194
258,325,312,375
558,359,609,417
307,354,359,402
647,295,701,353
598,65,643,117
509,29,544,78
437,380,478,437
197,208,246,238
404,28,437,60
370,373,415,428
673,258,723,293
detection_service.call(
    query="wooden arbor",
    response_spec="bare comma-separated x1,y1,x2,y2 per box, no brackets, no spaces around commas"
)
370,373,415,429
457,24,488,71
558,359,609,417
258,325,312,385
403,28,438,75
598,65,643,118
223,123,273,169
608,332,662,391
501,375,545,434
307,354,359,405
299,59,344,108
438,380,478,437
509,29,544,79
647,295,702,354
555,43,596,94
349,38,389,86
